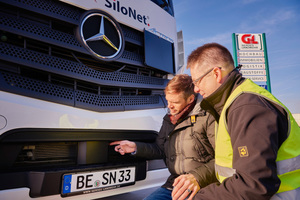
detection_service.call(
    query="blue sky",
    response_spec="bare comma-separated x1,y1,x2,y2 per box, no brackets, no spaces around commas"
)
173,0,300,114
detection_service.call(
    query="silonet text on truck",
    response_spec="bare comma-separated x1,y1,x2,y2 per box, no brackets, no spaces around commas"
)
105,0,149,26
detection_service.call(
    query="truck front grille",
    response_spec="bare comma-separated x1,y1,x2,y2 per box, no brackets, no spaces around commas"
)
0,0,168,112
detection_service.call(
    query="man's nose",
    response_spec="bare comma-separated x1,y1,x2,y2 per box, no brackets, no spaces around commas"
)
194,85,200,93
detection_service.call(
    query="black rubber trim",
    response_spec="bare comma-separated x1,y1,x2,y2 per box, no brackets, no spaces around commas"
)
0,128,158,143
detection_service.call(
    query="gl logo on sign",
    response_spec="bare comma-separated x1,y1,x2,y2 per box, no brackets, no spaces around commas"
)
241,34,258,44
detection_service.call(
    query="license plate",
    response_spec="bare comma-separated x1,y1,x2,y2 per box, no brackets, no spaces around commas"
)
62,166,135,196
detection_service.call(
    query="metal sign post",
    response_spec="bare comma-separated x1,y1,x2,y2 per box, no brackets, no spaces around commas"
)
232,33,271,92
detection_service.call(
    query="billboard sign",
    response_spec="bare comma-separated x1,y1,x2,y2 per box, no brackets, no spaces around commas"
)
232,33,271,92
237,34,263,50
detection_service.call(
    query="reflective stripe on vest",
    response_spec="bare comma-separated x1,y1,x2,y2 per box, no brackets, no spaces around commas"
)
215,78,300,194
215,164,236,178
277,154,300,175
270,187,300,200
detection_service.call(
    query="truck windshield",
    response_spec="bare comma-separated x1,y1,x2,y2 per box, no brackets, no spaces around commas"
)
151,0,174,16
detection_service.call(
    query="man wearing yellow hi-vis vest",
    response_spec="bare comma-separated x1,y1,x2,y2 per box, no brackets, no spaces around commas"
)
186,43,300,200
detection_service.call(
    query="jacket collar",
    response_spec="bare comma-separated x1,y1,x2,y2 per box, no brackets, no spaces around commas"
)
188,94,203,116
172,94,204,131
164,94,204,131
200,69,244,122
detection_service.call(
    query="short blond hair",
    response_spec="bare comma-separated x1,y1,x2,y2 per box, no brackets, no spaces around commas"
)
164,74,195,100
187,43,234,71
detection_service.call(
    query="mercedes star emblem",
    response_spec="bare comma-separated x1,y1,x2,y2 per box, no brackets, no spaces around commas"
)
78,10,124,61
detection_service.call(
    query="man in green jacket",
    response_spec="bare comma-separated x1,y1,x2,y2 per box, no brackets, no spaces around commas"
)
110,74,217,200
187,43,300,200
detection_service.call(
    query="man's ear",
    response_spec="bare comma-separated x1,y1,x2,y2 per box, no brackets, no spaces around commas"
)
187,94,195,104
214,67,223,83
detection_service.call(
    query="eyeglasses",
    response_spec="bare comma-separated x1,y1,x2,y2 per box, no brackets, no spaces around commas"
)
192,68,215,86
